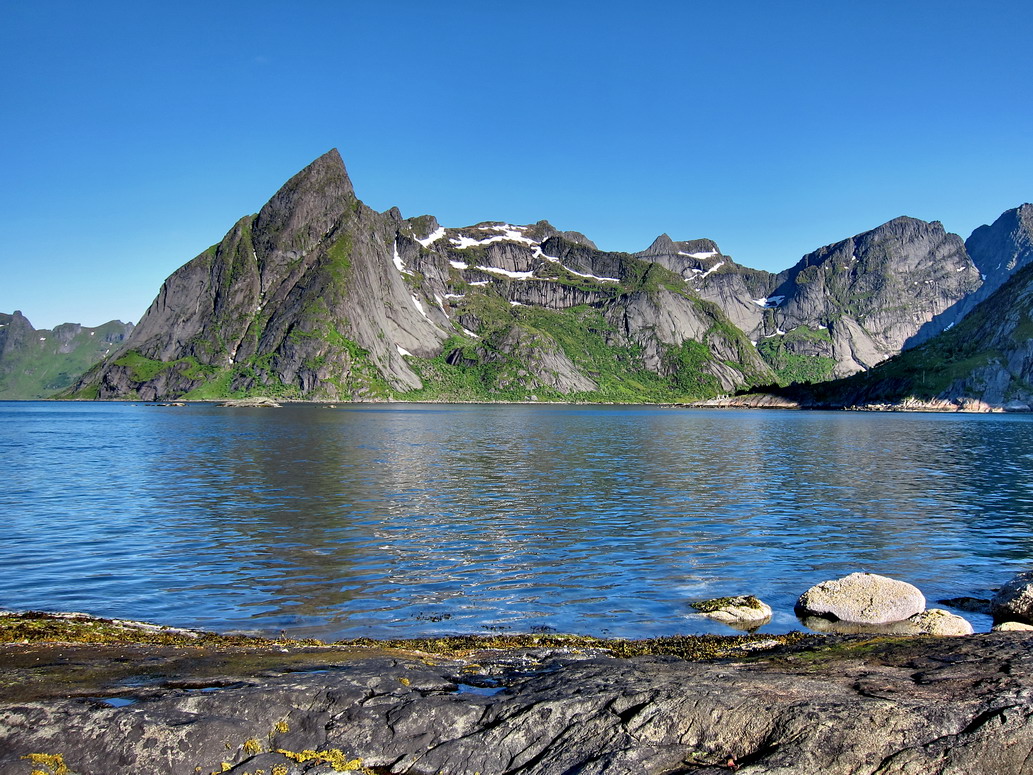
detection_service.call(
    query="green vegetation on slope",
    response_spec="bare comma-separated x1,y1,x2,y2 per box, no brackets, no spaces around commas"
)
756,325,837,386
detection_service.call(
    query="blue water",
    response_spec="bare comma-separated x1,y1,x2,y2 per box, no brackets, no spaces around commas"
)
2,401,1032,639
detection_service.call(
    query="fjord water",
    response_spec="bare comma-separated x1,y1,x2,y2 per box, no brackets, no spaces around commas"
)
3,402,1032,638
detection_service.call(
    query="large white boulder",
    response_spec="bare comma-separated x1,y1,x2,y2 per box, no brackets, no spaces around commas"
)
991,571,1033,624
795,572,925,624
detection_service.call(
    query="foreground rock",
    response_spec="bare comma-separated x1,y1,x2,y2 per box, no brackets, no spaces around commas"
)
991,570,1033,624
1,620,1033,773
796,572,925,624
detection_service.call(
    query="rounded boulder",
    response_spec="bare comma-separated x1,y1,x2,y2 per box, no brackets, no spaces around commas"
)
795,572,925,624
905,609,973,636
991,571,1033,625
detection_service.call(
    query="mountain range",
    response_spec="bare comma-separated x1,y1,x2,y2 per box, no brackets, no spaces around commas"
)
3,150,1030,406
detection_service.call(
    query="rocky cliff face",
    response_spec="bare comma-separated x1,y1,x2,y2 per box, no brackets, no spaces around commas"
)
633,218,985,383
810,257,1033,409
968,204,1033,293
752,217,982,378
60,150,1030,402
0,311,133,398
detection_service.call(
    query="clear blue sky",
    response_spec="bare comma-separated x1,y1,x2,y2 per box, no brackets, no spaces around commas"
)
2,1,1031,329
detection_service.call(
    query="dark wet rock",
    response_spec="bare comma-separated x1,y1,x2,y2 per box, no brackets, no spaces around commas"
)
991,570,1033,624
796,572,925,624
939,596,993,614
2,634,1033,774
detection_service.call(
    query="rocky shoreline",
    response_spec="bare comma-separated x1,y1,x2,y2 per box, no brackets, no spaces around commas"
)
690,393,1032,413
2,611,1033,774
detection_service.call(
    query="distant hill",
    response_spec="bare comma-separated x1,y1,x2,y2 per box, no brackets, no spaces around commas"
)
0,312,133,399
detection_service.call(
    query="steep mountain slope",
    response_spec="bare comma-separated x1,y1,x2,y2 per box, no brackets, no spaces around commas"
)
67,150,773,402
752,217,981,378
0,312,133,398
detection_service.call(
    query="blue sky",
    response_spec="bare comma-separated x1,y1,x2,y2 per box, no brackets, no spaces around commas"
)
2,1,1031,329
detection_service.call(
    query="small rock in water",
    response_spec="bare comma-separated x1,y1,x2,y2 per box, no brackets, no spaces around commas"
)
795,572,925,624
690,595,772,629
992,621,1033,632
991,571,1033,625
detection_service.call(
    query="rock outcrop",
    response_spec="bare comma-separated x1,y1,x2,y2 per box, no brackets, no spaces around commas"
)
690,595,773,629
1,632,1032,774
992,570,1033,625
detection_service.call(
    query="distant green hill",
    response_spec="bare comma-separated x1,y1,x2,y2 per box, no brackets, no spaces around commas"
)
0,312,133,399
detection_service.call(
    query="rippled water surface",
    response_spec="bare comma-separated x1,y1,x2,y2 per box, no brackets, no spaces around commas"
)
3,402,1033,638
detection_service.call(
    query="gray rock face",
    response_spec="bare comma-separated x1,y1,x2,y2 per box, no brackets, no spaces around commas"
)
763,217,982,375
967,203,1033,298
992,570,1033,625
796,572,926,624
2,635,1033,774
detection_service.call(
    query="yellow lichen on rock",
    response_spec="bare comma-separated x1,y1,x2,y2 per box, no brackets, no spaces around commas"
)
21,754,70,775
275,747,373,772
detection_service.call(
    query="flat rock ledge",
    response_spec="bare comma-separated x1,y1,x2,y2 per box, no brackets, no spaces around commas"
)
2,631,1033,774
216,397,282,408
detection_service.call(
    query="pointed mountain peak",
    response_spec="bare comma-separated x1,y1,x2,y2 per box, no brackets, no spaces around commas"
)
641,234,677,255
639,234,720,258
276,148,354,200
253,150,356,255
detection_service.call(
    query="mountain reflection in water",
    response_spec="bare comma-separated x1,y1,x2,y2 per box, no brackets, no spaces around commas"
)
3,402,1031,638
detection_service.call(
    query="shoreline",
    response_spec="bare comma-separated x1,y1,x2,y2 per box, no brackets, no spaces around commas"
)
7,395,1032,413
2,611,1032,774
